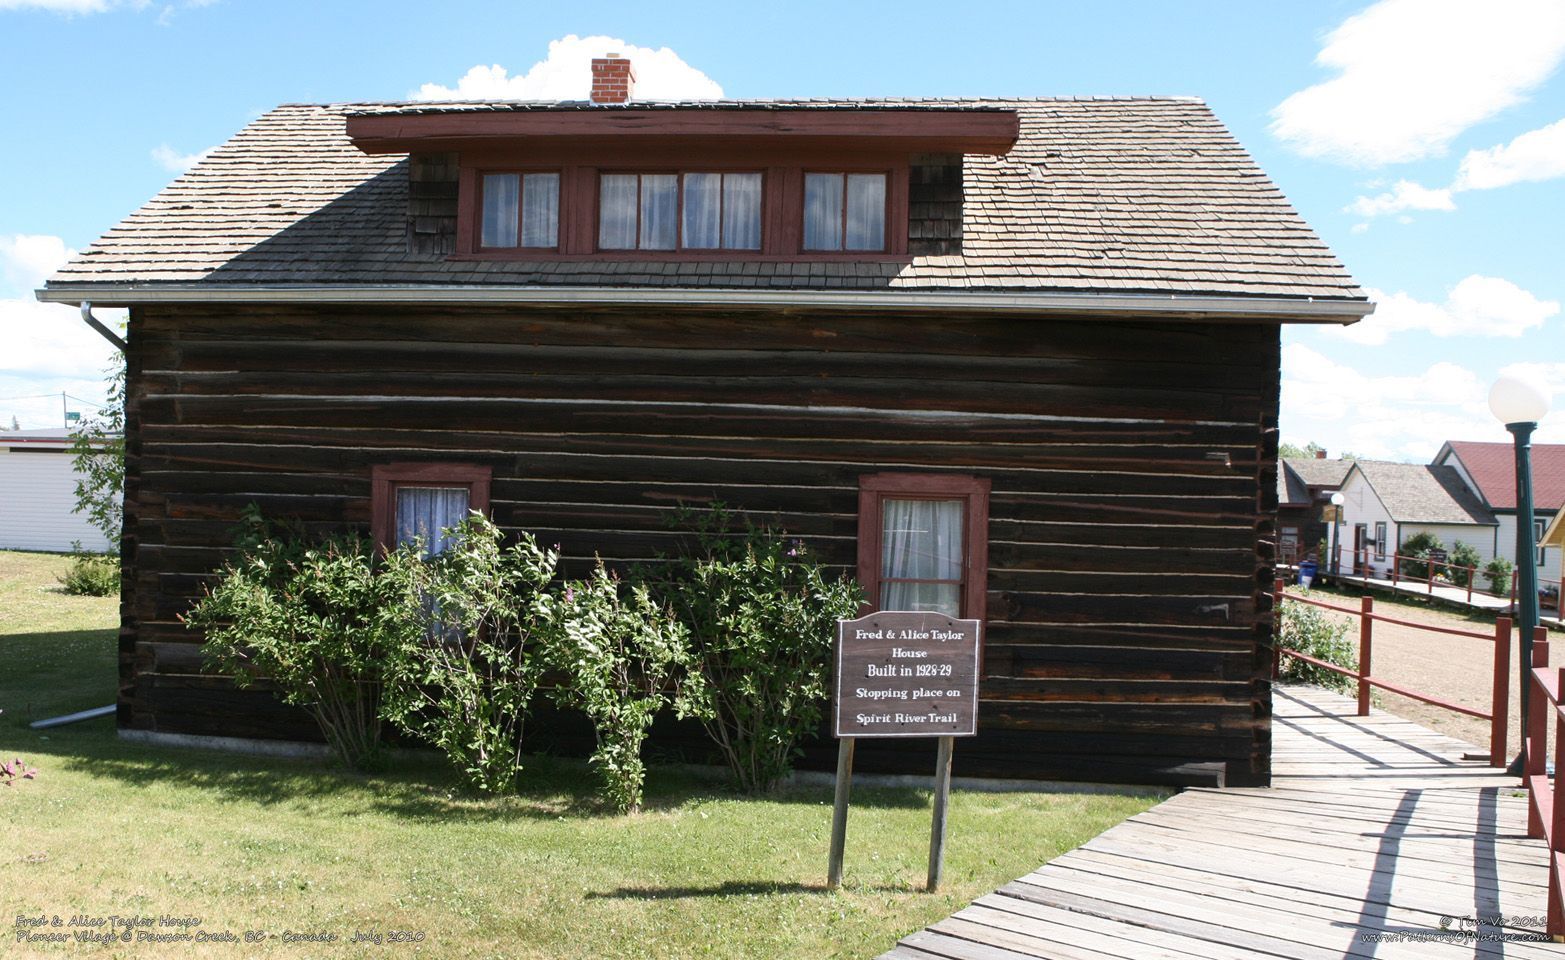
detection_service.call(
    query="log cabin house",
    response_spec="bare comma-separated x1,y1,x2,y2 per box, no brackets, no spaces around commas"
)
39,56,1371,787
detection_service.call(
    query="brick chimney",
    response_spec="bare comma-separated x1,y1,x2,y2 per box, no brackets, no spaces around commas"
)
1315,449,1327,459
590,53,636,104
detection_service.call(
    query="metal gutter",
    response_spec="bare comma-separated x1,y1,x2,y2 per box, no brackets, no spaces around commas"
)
37,283,1374,322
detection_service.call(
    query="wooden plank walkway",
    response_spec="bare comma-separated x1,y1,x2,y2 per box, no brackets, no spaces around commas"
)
878,684,1557,959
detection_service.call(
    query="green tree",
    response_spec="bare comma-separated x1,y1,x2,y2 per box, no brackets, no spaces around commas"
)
68,353,126,549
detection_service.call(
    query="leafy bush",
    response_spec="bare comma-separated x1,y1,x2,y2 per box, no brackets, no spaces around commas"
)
544,561,701,813
662,506,863,794
68,354,126,550
1277,594,1358,696
1448,541,1481,588
58,548,119,597
184,516,421,771
381,514,556,795
1484,556,1515,597
1398,532,1444,581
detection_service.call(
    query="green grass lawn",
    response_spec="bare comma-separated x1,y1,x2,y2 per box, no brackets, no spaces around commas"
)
0,550,1165,958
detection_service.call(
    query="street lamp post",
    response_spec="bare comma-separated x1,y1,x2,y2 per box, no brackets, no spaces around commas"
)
1329,492,1345,580
1490,374,1551,775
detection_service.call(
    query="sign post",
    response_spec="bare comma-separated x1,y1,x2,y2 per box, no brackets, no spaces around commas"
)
828,611,980,892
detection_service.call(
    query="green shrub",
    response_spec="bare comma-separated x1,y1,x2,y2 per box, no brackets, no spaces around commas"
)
544,560,701,813
1278,594,1358,696
58,550,119,597
183,516,421,771
662,506,863,794
1448,541,1481,588
1398,532,1444,580
1484,556,1515,597
381,514,556,795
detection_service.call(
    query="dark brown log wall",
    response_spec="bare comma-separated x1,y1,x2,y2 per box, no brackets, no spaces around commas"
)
120,303,1279,786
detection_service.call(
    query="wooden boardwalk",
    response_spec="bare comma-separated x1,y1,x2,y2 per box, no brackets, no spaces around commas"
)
878,685,1557,959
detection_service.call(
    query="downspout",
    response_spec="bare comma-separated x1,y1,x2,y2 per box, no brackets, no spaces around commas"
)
80,301,127,352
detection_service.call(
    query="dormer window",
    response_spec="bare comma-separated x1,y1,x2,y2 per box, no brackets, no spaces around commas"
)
480,172,560,249
803,173,887,252
599,172,763,251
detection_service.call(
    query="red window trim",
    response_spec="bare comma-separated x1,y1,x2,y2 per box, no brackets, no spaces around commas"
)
857,473,990,621
475,168,563,253
370,462,493,550
454,154,910,259
802,170,891,253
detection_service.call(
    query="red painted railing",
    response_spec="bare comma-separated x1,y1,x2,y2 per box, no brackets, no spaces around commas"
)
1273,578,1512,767
1523,628,1563,938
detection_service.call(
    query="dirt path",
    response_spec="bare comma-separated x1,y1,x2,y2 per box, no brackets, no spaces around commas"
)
1281,584,1555,759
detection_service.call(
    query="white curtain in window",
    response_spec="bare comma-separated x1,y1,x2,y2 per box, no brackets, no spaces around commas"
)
723,173,762,249
481,174,519,248
599,175,638,249
845,173,886,251
880,498,963,616
682,173,722,248
640,174,678,250
521,173,560,248
803,173,844,251
396,486,470,557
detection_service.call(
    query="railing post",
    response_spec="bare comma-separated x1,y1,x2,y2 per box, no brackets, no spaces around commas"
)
1528,637,1550,838
1358,596,1373,716
1468,564,1474,604
1491,616,1511,767
1551,665,1565,939
1273,577,1284,681
1392,552,1400,587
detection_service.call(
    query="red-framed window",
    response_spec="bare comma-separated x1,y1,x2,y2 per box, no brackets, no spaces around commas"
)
371,463,492,555
857,473,989,619
478,171,561,251
597,171,764,251
803,171,888,252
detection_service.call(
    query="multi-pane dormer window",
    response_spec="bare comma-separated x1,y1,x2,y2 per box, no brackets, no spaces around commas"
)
599,172,763,251
803,173,887,252
480,172,560,249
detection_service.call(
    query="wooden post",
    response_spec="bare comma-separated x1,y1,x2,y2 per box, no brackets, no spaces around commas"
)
827,738,855,889
1528,638,1550,838
927,736,955,893
1358,596,1373,716
1491,617,1512,768
1551,666,1565,940
1273,577,1285,680
1391,552,1400,587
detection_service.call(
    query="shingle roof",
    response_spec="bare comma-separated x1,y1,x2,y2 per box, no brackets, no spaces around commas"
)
1351,461,1497,526
1278,460,1311,507
47,98,1366,301
1282,457,1353,489
1442,440,1565,512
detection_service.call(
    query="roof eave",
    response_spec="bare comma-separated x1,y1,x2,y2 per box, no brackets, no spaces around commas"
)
36,283,1375,322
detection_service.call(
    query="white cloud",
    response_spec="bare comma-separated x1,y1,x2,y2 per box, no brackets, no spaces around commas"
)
150,142,213,172
413,35,722,102
1333,275,1558,346
0,233,75,295
0,298,120,379
1454,116,1565,190
1271,0,1565,166
0,0,113,11
1343,180,1454,217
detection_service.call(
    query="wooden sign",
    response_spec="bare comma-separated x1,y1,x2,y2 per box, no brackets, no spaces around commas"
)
834,612,981,738
829,611,982,894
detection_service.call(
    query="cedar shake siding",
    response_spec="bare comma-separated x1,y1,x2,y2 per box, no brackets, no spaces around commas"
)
122,302,1280,787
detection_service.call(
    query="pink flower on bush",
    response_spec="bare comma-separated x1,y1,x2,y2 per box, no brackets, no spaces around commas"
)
1,757,38,786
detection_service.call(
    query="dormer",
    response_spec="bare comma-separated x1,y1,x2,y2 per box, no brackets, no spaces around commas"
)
346,55,1018,262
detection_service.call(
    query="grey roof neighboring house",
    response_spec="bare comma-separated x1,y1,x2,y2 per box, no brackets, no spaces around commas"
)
1282,457,1353,489
42,97,1367,305
1277,460,1311,507
1348,460,1497,526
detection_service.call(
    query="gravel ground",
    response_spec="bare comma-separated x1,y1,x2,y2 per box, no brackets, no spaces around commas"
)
1282,583,1561,759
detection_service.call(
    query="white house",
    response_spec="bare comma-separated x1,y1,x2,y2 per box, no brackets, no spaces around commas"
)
1331,459,1497,580
1432,441,1563,597
0,429,114,553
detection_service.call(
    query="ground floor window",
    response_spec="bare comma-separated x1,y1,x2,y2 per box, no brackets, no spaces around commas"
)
371,463,492,555
1375,522,1387,561
857,473,989,618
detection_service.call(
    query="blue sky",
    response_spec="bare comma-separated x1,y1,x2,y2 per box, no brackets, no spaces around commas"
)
1,0,1561,459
